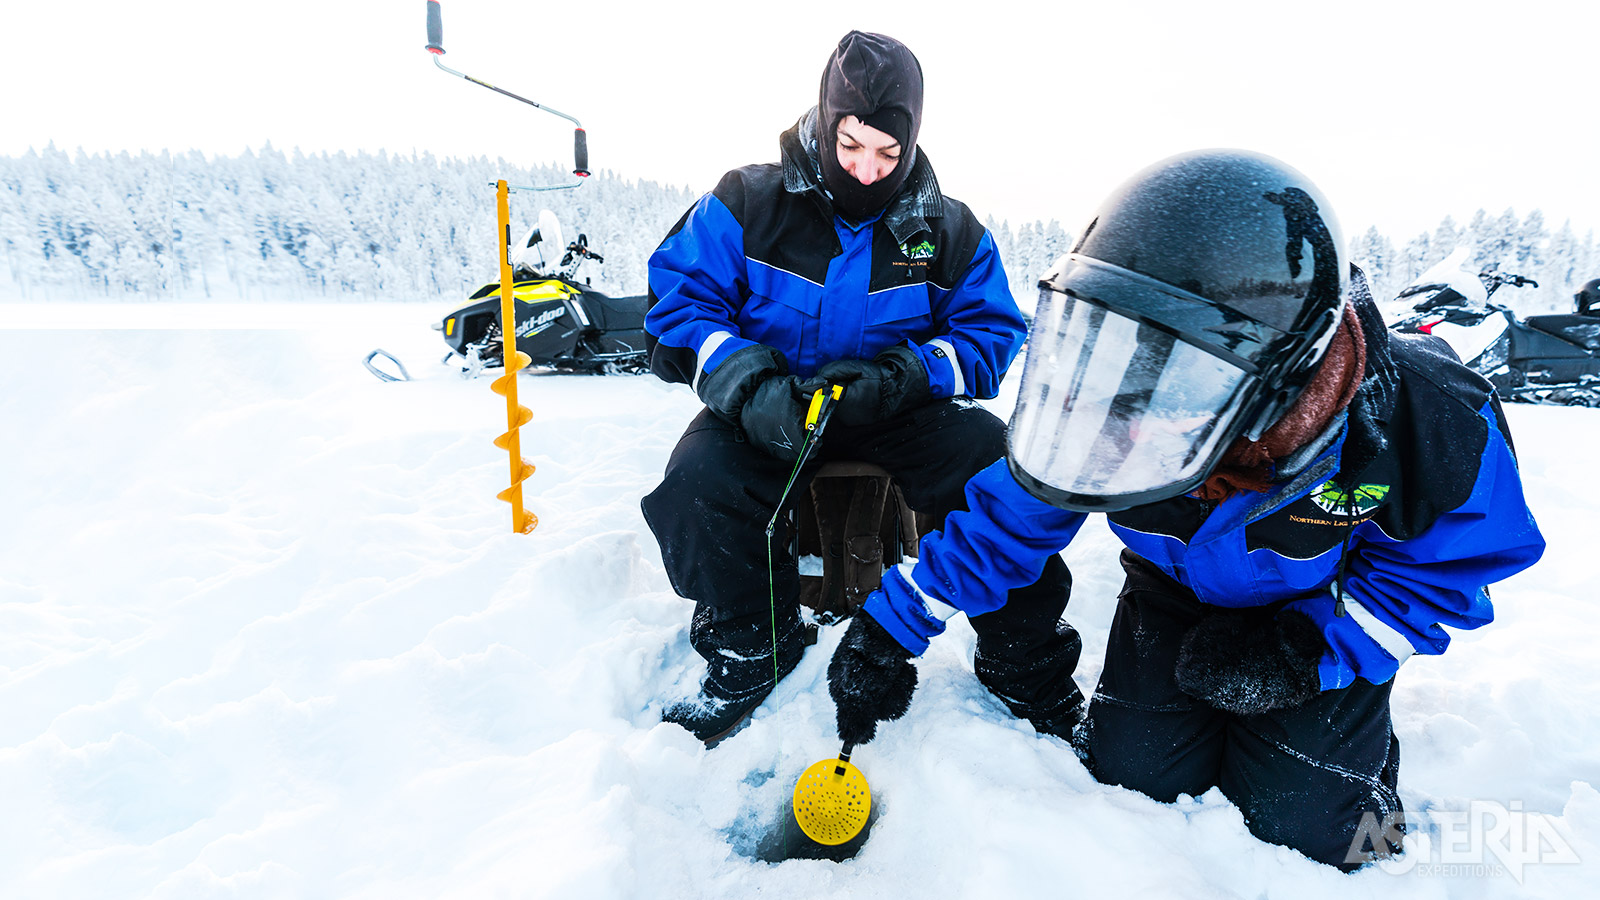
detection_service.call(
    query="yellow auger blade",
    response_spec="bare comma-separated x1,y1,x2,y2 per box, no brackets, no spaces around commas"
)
792,746,871,846
492,179,537,535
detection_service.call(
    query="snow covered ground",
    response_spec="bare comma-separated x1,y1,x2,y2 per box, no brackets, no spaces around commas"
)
2,303,1597,899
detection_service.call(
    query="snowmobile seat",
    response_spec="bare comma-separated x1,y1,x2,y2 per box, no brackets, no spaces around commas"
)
793,461,937,622
579,290,649,332
1525,314,1600,352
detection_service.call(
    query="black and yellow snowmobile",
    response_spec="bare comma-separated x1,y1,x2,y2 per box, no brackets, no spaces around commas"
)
436,211,650,377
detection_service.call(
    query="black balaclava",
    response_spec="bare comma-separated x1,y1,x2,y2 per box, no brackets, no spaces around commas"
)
817,31,924,222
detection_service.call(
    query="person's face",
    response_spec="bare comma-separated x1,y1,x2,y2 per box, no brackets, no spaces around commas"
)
834,116,901,186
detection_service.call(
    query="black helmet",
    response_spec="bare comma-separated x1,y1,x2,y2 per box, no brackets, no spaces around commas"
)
1579,278,1600,315
1008,149,1346,511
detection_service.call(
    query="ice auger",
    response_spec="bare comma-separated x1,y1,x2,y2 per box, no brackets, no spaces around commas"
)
424,0,596,532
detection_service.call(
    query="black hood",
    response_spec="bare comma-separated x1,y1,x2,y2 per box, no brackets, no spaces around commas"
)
1336,265,1398,488
817,31,924,222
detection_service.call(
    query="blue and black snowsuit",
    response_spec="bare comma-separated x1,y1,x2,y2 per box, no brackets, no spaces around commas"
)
641,111,1079,716
864,283,1545,866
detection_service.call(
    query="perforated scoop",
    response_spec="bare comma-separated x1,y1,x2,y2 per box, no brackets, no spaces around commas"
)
791,743,871,846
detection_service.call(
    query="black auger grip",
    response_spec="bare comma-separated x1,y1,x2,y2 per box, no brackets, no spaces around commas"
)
574,128,590,177
425,0,444,54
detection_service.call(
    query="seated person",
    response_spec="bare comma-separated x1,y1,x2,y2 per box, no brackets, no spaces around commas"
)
642,31,1077,744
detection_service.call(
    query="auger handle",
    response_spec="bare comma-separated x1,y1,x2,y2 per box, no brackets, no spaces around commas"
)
423,0,589,185
425,0,444,54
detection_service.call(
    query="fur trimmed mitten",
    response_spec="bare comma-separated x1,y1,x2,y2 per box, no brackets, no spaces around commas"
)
1174,608,1325,715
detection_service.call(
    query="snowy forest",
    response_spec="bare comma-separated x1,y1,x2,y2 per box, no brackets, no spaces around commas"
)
2,144,1596,314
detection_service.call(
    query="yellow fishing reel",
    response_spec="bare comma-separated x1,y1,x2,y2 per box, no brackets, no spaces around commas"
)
791,743,871,845
805,384,845,431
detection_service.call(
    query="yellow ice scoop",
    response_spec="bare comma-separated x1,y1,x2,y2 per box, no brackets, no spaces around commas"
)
791,742,871,845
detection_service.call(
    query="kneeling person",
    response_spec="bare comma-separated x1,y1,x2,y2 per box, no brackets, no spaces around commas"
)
826,150,1545,868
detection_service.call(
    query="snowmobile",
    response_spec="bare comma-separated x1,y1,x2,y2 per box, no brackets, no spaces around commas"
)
435,211,651,377
1389,252,1600,406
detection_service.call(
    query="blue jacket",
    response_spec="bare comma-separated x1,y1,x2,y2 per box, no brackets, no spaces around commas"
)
644,110,1026,398
866,290,1545,692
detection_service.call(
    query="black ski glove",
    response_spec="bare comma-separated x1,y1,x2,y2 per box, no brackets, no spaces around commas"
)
827,612,918,745
740,375,824,462
1174,608,1326,716
816,344,932,428
696,344,787,424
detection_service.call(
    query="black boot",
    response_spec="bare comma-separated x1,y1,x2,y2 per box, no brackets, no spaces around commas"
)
663,622,817,744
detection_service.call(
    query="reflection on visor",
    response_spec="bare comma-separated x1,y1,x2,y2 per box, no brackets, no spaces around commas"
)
1010,291,1250,499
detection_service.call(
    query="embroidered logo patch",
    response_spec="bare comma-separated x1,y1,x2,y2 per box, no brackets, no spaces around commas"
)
900,239,936,261
1309,481,1390,516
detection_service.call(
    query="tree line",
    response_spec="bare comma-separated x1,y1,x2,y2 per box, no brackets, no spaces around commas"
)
1349,211,1599,315
2,144,1594,317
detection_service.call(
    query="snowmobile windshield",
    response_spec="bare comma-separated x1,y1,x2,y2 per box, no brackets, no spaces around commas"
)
1008,287,1252,510
1396,282,1448,301
1400,247,1489,309
1401,284,1477,314
512,210,566,276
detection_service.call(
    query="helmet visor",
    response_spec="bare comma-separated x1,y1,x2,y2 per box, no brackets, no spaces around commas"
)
1008,288,1253,509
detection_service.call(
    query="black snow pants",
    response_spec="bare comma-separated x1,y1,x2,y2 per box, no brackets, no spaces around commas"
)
1082,550,1404,870
642,399,1078,716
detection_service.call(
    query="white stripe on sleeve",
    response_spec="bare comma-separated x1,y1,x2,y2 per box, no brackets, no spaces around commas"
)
692,330,735,393
1334,584,1417,665
929,338,965,397
897,562,960,621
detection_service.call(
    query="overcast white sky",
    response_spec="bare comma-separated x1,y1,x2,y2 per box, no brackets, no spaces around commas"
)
6,0,1596,242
